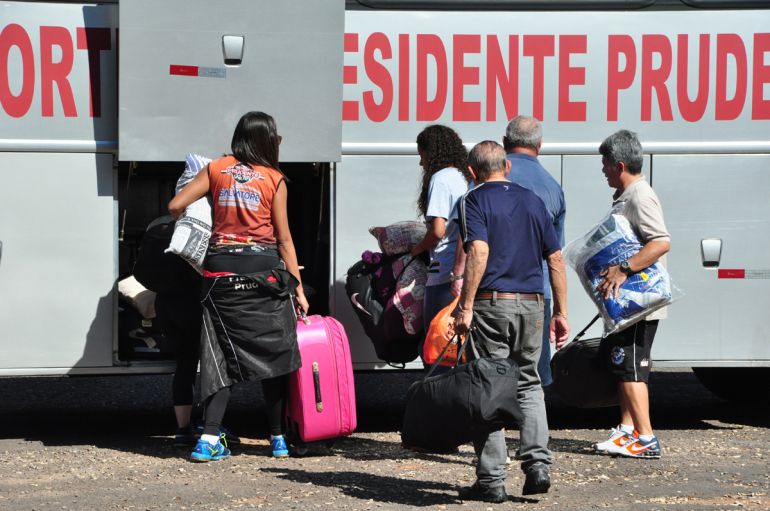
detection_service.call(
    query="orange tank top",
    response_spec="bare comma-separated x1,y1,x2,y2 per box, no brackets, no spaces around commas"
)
207,156,283,246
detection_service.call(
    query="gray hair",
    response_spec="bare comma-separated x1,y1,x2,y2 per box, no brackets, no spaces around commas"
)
468,141,507,182
504,115,542,151
599,130,644,174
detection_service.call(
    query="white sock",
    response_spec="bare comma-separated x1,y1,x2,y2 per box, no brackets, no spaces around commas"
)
201,434,220,445
619,424,635,434
639,434,655,442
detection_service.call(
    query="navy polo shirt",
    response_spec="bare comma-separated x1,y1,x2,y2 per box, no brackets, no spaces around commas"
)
459,181,560,293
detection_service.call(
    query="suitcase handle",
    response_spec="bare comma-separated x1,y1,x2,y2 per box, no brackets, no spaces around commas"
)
312,362,323,412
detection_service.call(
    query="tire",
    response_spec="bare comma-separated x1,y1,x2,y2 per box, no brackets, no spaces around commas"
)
692,367,770,403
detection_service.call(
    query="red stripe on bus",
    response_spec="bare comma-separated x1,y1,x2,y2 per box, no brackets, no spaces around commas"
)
718,269,745,279
169,65,199,76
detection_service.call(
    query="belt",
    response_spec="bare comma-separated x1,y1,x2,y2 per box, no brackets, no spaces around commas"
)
476,291,543,301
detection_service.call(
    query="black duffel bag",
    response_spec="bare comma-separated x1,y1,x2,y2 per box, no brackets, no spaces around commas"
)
133,216,201,296
401,334,523,453
550,315,619,408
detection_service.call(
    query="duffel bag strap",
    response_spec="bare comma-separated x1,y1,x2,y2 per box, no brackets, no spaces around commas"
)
572,314,601,343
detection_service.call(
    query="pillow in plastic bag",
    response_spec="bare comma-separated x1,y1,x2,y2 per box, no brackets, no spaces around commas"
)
369,221,426,256
563,204,672,335
166,153,212,272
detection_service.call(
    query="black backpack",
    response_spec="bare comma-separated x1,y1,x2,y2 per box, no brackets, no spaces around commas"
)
133,216,201,296
344,253,423,365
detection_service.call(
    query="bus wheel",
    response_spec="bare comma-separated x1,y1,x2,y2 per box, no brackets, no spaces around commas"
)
692,367,770,403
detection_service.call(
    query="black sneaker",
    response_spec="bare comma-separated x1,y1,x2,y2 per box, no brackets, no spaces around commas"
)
174,427,196,447
458,482,508,503
522,465,551,495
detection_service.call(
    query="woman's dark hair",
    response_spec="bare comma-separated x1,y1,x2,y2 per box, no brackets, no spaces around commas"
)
416,125,469,217
230,111,280,169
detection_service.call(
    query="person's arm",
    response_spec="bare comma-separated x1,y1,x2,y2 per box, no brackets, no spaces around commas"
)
598,239,670,300
410,217,446,257
547,249,571,349
453,240,488,335
271,180,310,313
450,235,467,297
168,164,210,219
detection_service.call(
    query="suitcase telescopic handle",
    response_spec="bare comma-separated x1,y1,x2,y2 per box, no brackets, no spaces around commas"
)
312,362,323,412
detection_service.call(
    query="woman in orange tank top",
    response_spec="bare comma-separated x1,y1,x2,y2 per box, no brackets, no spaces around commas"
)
170,111,308,461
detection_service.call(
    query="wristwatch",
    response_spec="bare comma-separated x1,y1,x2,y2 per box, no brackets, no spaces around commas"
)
618,260,633,275
449,271,464,281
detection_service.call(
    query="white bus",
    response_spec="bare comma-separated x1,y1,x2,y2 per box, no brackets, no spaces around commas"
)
1,0,768,401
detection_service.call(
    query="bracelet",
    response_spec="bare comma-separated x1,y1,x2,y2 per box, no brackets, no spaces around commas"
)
449,271,464,281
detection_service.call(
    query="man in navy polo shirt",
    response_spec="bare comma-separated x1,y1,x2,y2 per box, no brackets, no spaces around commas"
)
504,116,566,387
454,141,570,502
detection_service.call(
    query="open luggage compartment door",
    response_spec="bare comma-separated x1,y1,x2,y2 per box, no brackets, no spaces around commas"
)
119,0,344,163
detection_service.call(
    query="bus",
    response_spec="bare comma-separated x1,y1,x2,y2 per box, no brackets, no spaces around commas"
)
1,0,768,401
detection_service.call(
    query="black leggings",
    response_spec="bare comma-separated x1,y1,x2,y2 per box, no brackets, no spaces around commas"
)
202,250,289,437
155,293,202,408
202,376,287,437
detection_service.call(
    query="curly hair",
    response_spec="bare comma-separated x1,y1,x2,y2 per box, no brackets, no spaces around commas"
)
415,125,470,217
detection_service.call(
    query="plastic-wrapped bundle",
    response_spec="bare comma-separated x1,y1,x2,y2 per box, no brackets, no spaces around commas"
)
563,204,672,335
166,153,212,272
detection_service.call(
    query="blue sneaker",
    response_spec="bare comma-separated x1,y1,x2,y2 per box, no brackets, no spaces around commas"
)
190,436,231,462
194,422,240,445
270,435,289,458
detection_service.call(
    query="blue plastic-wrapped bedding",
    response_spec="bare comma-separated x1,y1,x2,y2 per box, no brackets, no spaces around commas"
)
564,205,672,335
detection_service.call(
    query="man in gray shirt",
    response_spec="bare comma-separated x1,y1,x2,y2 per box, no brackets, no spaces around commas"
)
591,130,670,459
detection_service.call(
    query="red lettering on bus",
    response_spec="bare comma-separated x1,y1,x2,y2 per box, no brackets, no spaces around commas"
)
363,32,393,123
607,35,636,122
40,26,76,117
398,34,410,121
76,27,110,118
0,24,35,118
715,34,747,121
342,33,359,121
523,35,555,120
558,35,587,121
486,35,518,122
416,34,447,122
676,34,710,122
752,33,770,120
641,35,673,121
452,34,481,121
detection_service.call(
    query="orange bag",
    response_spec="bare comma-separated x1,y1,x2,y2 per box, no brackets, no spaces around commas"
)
422,296,466,367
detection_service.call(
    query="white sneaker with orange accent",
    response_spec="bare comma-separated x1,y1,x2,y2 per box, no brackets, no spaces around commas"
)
594,427,638,455
616,436,661,459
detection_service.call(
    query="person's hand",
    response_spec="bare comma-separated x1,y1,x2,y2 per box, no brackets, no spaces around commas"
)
551,313,570,349
295,290,310,316
597,265,627,300
453,303,473,335
450,278,463,297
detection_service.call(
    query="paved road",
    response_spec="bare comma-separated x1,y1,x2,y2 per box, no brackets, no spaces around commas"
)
0,370,767,510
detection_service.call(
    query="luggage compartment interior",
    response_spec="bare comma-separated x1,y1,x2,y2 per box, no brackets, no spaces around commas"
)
117,161,331,363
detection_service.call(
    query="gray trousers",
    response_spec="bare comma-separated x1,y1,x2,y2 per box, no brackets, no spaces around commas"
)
469,295,553,488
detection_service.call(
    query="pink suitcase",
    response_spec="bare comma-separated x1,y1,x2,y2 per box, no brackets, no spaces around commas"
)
287,314,357,443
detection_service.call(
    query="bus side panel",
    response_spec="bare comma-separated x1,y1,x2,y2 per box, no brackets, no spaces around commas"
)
653,154,770,363
0,153,116,372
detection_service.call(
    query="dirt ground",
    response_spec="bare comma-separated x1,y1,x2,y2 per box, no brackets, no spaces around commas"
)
0,370,767,511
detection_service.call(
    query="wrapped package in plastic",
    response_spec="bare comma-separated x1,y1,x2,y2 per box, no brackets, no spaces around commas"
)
563,203,673,335
166,153,212,272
